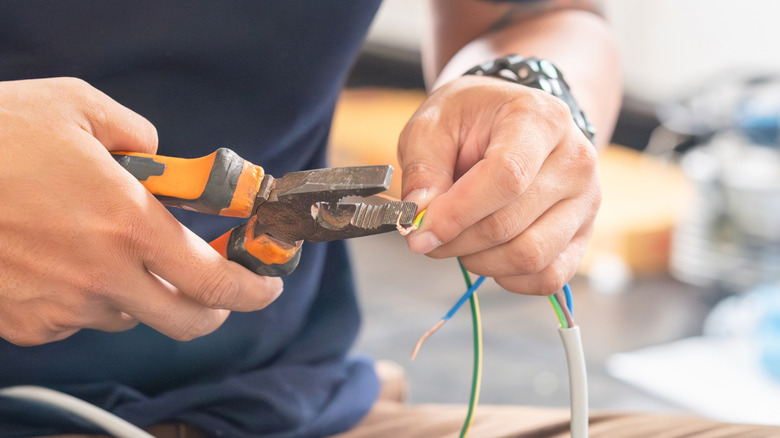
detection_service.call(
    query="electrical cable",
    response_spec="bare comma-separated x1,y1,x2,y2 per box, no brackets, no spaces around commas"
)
559,325,588,438
458,259,482,438
410,274,486,359
551,284,588,438
549,294,569,329
563,283,573,313
408,206,588,437
553,290,575,329
407,210,485,437
0,386,154,438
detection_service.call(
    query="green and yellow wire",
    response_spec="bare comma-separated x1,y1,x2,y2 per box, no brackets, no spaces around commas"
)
458,259,482,438
409,210,483,437
408,209,575,438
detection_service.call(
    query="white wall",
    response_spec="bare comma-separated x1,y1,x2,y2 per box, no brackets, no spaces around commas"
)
604,0,780,101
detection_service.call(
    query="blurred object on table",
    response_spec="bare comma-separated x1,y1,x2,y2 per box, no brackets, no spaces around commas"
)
648,75,780,292
704,283,780,382
582,146,692,293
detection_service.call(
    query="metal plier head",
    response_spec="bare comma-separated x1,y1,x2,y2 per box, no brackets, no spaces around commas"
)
251,165,418,245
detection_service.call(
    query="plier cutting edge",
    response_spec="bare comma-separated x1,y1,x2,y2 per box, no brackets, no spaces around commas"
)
112,148,417,276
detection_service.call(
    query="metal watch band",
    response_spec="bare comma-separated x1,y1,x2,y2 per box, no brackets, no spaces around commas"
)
464,55,597,144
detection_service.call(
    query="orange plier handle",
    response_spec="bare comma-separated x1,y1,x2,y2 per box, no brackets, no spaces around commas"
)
112,148,300,276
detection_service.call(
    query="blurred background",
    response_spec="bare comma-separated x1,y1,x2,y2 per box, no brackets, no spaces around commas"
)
334,0,780,426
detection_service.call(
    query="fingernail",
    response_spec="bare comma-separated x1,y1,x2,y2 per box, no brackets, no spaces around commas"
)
403,188,429,205
409,231,442,254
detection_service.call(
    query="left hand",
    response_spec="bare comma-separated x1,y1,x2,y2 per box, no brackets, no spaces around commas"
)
400,75,601,295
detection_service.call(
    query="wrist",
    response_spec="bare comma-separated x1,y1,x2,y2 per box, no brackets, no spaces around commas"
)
463,55,596,145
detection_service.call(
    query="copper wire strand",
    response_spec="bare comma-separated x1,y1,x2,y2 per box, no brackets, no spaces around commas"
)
554,291,575,327
410,320,445,360
396,211,418,235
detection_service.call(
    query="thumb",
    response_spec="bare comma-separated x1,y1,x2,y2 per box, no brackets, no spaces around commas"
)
398,119,457,254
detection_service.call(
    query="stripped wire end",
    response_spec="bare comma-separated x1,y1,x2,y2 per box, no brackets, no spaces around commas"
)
410,319,445,360
396,210,418,236
398,208,426,236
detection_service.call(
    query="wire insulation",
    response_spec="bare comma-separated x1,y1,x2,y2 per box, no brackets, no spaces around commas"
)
554,291,575,328
444,276,486,321
412,209,426,228
559,326,589,438
563,283,573,313
457,259,482,438
548,294,569,329
0,386,154,438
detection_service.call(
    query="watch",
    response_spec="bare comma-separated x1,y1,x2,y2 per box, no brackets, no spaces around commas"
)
464,55,597,144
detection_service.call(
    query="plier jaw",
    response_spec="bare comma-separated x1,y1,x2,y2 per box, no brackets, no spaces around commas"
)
229,165,417,276
252,165,417,243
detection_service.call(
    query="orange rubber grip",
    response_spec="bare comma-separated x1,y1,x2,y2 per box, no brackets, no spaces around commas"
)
209,216,303,276
112,148,264,218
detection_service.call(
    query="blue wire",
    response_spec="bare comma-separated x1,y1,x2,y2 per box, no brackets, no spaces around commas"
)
563,283,573,314
443,276,487,321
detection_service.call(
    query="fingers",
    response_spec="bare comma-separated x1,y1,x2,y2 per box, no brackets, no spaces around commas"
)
135,205,284,313
398,108,459,216
398,75,602,297
491,226,594,296
113,272,231,341
0,77,281,346
457,196,597,278
82,311,140,333
401,80,570,255
62,77,159,154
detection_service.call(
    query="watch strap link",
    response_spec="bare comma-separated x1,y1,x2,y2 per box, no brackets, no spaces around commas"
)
464,55,597,144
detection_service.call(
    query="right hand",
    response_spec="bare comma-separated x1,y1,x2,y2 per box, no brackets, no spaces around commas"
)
0,78,283,346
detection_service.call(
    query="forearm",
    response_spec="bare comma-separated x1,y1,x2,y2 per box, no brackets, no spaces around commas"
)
423,1,622,148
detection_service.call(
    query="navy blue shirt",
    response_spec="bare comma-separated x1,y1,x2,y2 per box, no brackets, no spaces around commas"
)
0,1,383,436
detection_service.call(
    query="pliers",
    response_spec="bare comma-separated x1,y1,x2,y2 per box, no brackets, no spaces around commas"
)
112,148,417,276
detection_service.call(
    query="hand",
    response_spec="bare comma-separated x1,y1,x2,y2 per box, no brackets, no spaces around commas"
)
0,78,283,346
399,75,601,295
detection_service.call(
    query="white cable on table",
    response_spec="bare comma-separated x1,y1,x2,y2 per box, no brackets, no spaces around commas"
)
0,385,154,438
559,325,589,438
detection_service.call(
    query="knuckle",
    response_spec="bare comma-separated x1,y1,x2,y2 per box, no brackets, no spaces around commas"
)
52,76,90,92
56,77,98,107
193,267,240,309
3,320,55,346
588,182,603,212
76,267,114,298
112,213,152,258
541,93,572,122
169,309,223,341
6,332,49,347
514,233,548,273
43,306,81,332
509,231,548,274
478,210,519,246
399,109,434,145
536,264,569,296
401,157,442,180
567,138,599,176
493,153,529,198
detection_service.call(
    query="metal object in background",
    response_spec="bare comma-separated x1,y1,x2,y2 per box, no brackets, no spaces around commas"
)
654,77,780,291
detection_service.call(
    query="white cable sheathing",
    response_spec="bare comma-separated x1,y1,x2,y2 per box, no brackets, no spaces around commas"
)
559,325,588,438
0,385,154,438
